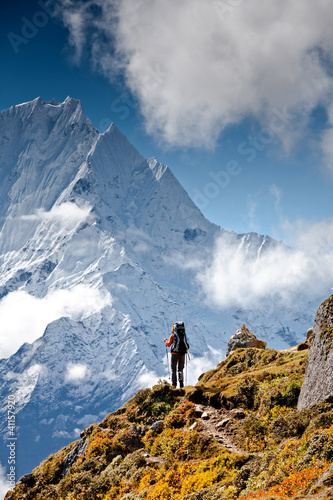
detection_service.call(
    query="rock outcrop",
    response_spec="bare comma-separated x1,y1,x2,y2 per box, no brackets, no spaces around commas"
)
298,295,333,410
296,327,314,351
60,436,89,478
226,324,267,357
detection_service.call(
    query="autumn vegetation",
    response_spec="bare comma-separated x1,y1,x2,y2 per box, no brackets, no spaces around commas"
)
6,347,333,499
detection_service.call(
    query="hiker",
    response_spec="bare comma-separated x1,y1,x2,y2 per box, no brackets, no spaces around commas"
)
164,322,189,388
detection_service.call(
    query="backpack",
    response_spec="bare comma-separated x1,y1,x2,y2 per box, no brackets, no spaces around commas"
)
171,322,189,354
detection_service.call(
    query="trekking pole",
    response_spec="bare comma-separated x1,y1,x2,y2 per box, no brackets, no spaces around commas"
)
185,355,187,386
166,346,170,380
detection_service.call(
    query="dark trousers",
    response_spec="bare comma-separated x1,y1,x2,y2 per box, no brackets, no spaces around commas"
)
171,353,185,387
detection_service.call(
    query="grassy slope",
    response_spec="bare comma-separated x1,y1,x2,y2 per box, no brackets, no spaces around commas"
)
6,347,333,500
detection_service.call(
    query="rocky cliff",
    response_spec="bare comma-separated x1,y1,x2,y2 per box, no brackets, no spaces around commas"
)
298,294,333,410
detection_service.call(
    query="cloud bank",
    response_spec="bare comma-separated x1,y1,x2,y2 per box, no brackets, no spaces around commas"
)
138,370,160,389
187,348,223,386
56,0,333,159
0,464,9,500
196,220,333,309
0,286,111,359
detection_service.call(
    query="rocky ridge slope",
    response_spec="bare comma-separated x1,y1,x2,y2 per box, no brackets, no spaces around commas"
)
5,342,333,500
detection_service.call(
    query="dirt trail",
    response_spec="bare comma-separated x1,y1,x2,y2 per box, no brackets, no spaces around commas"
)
194,405,248,455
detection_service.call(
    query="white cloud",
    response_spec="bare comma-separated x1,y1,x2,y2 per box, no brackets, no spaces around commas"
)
187,347,222,386
0,463,10,500
56,0,333,157
64,363,91,384
77,414,99,427
284,219,333,264
137,351,222,388
52,430,72,439
137,369,160,388
21,202,92,226
26,363,47,378
63,11,86,61
196,220,333,309
0,285,111,359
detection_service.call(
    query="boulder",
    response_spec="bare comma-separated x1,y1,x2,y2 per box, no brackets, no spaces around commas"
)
226,324,267,357
307,327,314,342
150,420,164,432
216,419,229,429
194,405,204,418
298,295,333,410
297,328,314,351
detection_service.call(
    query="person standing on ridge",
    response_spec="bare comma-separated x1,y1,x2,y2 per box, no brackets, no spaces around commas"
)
164,322,189,388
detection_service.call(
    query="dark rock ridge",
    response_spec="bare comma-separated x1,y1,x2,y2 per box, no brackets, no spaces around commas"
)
226,324,267,357
60,436,88,478
298,294,333,410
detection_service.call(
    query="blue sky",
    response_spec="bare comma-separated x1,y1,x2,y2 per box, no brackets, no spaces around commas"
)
1,0,333,242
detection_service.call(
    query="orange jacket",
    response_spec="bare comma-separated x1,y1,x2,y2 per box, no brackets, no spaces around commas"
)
165,334,174,347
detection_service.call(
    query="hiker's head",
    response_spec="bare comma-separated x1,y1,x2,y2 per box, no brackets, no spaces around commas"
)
172,324,175,333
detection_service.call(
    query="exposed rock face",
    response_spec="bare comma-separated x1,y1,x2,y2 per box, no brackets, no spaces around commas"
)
17,473,35,489
298,295,333,410
226,324,267,357
61,436,89,477
314,463,333,488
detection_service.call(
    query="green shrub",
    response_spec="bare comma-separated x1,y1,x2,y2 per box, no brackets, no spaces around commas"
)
280,380,302,407
125,381,177,423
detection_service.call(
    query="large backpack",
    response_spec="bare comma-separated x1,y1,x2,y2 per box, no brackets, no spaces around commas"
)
171,322,189,354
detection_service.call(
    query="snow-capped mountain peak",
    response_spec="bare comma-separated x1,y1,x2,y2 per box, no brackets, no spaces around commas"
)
0,97,317,478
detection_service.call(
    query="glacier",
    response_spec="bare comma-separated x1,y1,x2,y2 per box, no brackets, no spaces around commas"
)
0,97,320,478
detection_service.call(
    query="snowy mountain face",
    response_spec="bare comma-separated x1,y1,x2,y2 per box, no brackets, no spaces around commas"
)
0,98,317,477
